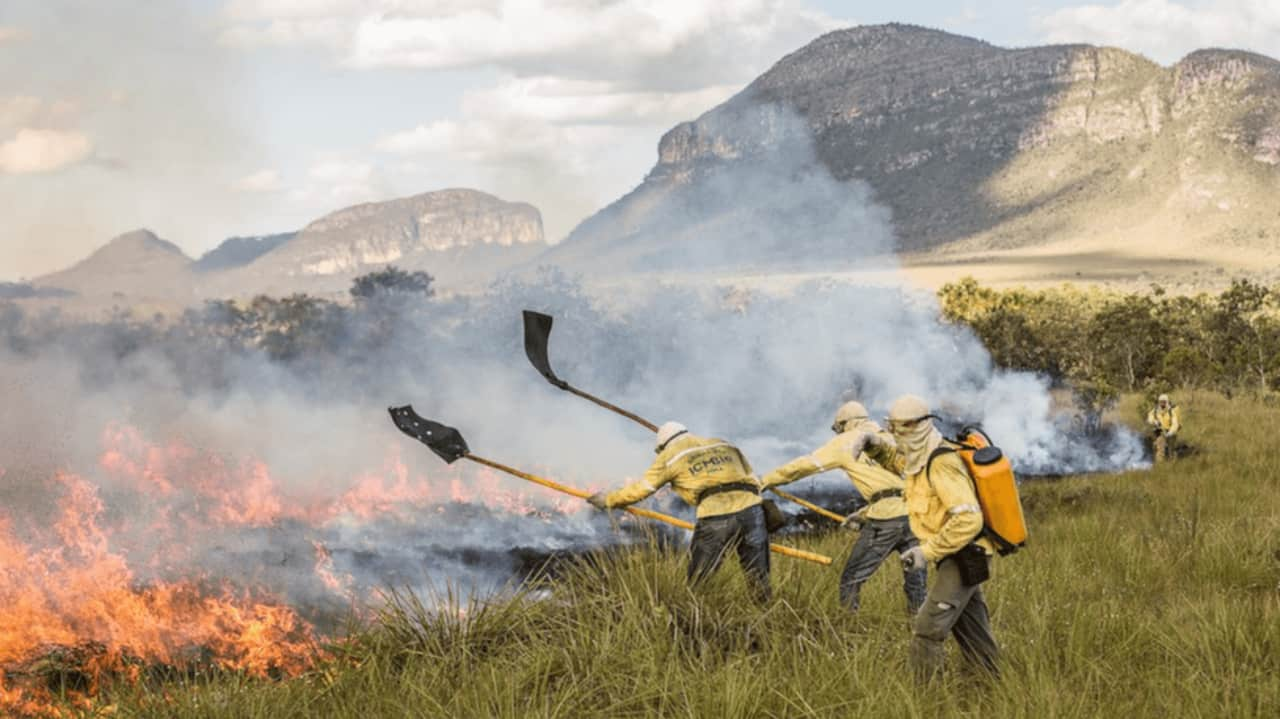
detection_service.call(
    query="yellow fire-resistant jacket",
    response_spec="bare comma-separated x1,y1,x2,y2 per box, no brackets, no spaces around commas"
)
904,446,993,561
1147,405,1181,435
762,431,908,520
604,433,762,519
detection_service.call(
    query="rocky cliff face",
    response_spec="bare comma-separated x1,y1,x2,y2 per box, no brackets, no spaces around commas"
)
254,189,544,279
34,190,547,304
553,24,1280,271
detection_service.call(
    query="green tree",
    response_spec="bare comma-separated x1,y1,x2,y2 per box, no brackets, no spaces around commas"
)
350,266,435,302
1207,279,1276,392
937,276,999,324
248,293,347,362
1088,295,1165,390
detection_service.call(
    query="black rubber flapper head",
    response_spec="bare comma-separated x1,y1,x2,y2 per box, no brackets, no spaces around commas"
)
522,310,569,389
388,405,469,464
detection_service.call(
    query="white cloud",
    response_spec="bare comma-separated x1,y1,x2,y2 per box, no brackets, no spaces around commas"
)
226,1,854,242
0,128,93,174
224,1,843,88
308,159,371,183
378,115,613,174
1039,0,1280,64
0,97,44,130
375,123,454,155
303,159,380,203
375,74,738,183
233,168,284,192
0,96,79,133
221,0,493,49
377,73,740,158
458,76,741,126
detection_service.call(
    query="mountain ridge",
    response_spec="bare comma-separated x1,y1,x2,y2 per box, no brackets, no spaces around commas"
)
32,189,547,303
547,23,1280,283
21,25,1280,303
35,229,198,301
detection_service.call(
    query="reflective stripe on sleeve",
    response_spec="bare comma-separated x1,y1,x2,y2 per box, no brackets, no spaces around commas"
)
948,503,981,515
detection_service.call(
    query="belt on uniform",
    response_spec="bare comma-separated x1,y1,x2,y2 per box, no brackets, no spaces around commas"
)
695,481,760,505
868,488,903,504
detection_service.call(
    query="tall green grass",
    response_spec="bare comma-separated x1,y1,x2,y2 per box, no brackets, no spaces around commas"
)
91,392,1280,717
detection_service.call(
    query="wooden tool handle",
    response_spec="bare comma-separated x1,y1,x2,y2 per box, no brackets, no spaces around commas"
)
562,386,659,432
770,488,847,523
465,454,831,565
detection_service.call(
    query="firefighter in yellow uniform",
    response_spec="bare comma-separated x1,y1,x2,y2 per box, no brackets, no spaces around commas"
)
588,421,770,601
870,395,999,681
761,401,925,613
1146,394,1181,463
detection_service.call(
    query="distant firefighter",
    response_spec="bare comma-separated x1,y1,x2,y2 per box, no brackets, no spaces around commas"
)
588,422,772,602
1146,394,1182,463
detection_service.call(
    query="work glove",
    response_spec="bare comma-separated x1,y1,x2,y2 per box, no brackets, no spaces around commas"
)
843,431,869,455
586,492,609,510
841,505,869,530
900,545,926,571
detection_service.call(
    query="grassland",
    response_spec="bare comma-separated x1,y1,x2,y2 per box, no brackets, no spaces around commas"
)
76,392,1280,717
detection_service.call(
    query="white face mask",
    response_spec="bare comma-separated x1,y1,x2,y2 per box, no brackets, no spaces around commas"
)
891,419,942,475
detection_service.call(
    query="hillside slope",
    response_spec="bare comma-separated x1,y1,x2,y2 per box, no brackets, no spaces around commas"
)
546,24,1280,285
32,190,548,305
34,229,197,302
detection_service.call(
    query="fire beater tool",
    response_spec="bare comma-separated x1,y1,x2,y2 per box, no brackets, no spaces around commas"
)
521,309,848,524
388,405,832,566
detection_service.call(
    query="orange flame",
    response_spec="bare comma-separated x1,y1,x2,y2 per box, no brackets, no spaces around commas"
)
312,541,354,599
1,422,592,716
0,472,318,716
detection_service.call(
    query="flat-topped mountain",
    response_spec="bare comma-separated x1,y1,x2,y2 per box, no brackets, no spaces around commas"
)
32,190,547,303
547,24,1280,283
254,189,543,277
203,189,547,297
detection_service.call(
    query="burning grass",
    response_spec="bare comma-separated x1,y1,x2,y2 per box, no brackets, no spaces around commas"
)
7,391,1280,717
0,421,604,717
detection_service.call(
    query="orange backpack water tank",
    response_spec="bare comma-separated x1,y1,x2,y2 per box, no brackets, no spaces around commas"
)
930,427,1028,556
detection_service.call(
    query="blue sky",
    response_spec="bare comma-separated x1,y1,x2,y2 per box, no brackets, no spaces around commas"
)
2,0,1278,279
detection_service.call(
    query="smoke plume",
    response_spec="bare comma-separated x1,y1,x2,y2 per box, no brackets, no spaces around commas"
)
0,107,1145,636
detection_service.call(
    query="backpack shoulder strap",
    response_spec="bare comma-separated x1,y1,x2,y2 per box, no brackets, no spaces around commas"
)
924,446,956,487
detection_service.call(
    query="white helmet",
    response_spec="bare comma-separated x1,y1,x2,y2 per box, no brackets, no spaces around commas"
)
655,421,689,452
832,401,869,433
888,394,931,423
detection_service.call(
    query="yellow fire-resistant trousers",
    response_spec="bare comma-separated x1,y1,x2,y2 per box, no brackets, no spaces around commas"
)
1154,433,1172,462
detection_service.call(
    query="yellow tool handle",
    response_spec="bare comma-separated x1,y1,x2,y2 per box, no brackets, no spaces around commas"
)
770,488,847,523
545,373,845,527
562,385,660,432
465,454,832,566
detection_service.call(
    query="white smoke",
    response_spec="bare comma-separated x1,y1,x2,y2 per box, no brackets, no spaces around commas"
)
512,102,1146,482
0,105,1145,614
